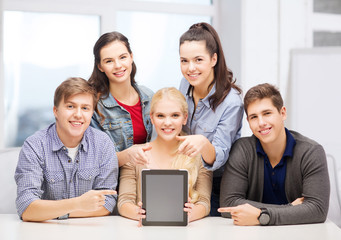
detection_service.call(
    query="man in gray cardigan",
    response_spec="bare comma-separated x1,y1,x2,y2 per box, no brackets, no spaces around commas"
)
218,83,330,226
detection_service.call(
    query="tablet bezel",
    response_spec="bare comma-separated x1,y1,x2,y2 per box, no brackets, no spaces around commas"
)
141,169,188,226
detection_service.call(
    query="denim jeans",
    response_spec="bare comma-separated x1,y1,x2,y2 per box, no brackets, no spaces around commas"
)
210,176,222,216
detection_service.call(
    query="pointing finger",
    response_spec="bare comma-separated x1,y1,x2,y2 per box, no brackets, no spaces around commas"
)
217,207,233,213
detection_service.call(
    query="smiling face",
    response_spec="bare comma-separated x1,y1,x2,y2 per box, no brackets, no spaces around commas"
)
247,98,287,147
53,93,94,147
150,97,188,142
180,40,217,90
97,40,133,86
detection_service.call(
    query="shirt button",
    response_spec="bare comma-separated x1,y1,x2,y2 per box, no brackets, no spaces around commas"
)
76,160,79,163
272,172,275,176
68,160,71,163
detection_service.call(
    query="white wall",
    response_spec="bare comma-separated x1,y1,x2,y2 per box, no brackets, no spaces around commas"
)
217,0,312,136
0,0,4,148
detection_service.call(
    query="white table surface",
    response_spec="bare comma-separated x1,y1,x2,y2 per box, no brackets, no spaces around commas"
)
0,214,340,240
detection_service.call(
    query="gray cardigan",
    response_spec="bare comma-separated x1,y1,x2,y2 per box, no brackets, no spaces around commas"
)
220,130,330,225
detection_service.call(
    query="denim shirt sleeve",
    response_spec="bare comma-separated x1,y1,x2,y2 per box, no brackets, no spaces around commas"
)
203,96,244,171
179,78,244,173
203,99,244,172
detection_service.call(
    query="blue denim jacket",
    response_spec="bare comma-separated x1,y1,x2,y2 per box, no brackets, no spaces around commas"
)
91,84,154,152
179,78,244,178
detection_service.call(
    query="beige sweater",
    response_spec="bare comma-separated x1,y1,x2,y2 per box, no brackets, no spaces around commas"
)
118,160,213,216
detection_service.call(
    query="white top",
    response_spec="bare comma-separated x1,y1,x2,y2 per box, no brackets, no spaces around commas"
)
0,214,340,240
66,145,79,162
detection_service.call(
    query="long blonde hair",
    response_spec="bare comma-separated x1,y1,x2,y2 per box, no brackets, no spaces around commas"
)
150,87,200,203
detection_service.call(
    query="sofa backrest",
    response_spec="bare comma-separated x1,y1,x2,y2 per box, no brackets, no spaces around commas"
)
327,154,341,228
0,148,21,214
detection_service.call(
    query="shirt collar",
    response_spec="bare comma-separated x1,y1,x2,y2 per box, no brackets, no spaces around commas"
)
256,128,296,158
100,83,149,108
186,83,216,108
50,123,88,152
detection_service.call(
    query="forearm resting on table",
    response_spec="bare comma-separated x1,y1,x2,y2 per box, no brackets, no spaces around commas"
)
22,198,110,222
118,202,140,221
189,203,207,222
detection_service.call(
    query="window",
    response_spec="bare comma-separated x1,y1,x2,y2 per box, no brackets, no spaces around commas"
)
133,0,212,5
116,11,211,91
314,0,341,14
314,32,341,46
1,0,216,148
4,11,100,147
313,0,341,47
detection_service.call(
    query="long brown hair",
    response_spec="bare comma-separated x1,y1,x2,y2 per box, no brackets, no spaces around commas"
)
179,22,241,111
88,31,137,99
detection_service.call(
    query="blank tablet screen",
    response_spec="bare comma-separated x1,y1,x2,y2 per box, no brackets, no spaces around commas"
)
141,169,188,226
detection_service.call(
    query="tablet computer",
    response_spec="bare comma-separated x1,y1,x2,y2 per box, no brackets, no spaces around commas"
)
141,169,188,226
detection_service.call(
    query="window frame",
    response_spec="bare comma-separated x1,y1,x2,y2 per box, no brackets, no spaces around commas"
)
0,0,217,149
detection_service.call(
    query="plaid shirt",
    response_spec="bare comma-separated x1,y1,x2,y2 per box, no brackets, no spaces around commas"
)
15,123,118,217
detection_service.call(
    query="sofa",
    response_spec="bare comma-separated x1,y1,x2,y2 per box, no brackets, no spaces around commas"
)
0,148,21,214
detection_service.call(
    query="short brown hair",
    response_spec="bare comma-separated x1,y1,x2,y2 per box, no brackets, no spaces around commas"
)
54,77,98,108
244,83,283,116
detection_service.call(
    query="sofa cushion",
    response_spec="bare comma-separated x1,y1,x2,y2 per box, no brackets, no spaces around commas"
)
0,148,21,214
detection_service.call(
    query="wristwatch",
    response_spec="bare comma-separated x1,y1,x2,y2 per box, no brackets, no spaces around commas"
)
57,213,69,220
258,208,270,226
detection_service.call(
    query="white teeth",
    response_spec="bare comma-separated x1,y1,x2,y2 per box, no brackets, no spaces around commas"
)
260,128,270,134
72,122,82,125
163,128,173,133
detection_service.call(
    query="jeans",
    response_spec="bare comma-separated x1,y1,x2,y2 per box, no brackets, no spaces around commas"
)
210,176,222,216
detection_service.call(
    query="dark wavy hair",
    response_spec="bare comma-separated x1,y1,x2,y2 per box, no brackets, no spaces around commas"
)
88,31,137,99
179,22,241,111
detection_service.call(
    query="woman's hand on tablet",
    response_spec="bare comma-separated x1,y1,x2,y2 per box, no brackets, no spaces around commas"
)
136,201,146,227
184,198,195,222
184,197,207,222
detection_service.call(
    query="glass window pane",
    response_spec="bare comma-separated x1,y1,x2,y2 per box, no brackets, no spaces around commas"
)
314,0,341,14
4,11,100,147
132,0,212,5
314,31,341,46
116,11,211,92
